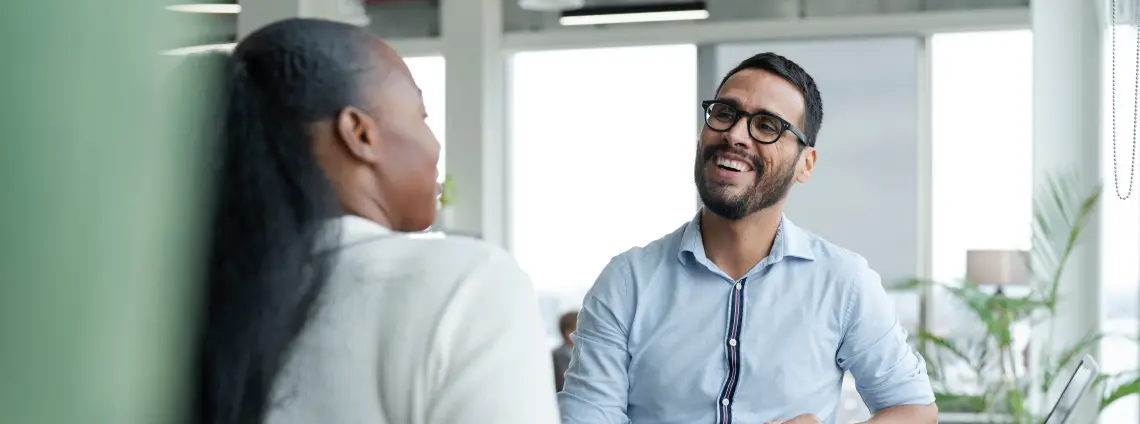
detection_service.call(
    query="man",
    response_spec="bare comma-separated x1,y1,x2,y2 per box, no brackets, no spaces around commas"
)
553,310,579,391
557,53,937,424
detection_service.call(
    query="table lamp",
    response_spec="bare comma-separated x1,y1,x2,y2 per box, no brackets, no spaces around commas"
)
966,249,1030,296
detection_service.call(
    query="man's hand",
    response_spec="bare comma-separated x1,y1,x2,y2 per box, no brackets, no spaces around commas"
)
764,413,822,424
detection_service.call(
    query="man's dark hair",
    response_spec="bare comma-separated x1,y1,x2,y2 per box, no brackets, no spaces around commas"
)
559,311,579,336
716,52,823,147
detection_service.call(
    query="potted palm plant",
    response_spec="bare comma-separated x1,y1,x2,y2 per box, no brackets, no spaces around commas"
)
894,172,1138,423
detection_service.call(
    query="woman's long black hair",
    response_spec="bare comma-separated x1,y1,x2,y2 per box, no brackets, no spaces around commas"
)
192,19,378,424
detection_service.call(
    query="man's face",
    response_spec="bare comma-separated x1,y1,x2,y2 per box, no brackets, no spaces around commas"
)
694,68,815,220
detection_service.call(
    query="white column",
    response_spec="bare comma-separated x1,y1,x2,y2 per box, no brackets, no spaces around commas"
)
916,35,934,357
1031,0,1103,421
441,0,507,247
238,0,369,38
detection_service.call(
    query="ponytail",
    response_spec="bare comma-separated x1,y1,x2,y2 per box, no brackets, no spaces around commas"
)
192,53,341,424
187,19,377,424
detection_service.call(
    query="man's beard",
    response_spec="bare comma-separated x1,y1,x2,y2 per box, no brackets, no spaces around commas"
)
693,144,798,220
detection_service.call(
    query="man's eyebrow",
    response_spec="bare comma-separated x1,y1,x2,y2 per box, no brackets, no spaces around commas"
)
714,97,743,109
714,97,789,121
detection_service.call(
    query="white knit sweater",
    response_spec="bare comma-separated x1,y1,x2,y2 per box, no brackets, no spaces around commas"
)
265,216,560,424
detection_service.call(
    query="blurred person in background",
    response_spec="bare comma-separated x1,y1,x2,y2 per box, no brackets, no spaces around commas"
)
553,310,578,391
557,53,937,424
190,18,558,424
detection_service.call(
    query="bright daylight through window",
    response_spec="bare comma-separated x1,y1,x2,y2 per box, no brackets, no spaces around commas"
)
403,56,446,181
1100,24,1140,424
933,28,1140,423
930,28,1034,399
509,45,699,306
931,29,1033,322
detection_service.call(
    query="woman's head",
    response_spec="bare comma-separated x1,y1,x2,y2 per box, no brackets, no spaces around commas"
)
232,18,441,230
194,18,438,424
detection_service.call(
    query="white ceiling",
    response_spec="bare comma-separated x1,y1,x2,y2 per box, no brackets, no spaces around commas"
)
174,0,1029,46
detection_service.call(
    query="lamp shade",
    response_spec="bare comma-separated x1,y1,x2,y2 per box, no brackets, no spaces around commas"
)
966,250,1029,286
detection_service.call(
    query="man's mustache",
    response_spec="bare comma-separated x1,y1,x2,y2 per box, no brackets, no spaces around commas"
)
702,144,764,174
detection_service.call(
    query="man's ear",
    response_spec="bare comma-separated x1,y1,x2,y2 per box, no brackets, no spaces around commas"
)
335,106,381,163
796,147,816,183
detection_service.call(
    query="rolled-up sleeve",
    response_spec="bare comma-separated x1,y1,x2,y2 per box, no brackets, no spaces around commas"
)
558,255,634,424
836,260,936,413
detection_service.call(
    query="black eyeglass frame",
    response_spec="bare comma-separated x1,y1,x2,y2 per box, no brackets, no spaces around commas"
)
700,100,811,147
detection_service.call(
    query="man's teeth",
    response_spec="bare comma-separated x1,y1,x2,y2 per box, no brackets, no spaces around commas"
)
715,157,750,172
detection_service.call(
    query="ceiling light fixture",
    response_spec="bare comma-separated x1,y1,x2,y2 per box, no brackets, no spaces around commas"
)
165,4,242,14
162,42,237,56
559,1,708,26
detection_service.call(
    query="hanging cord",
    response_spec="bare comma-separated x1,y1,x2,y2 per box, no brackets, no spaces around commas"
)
1110,0,1138,200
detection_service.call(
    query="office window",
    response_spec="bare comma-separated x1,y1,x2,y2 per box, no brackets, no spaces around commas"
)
930,29,1033,313
509,45,699,303
1100,24,1140,424
404,55,445,181
930,29,1034,292
932,29,1140,422
929,30,1034,387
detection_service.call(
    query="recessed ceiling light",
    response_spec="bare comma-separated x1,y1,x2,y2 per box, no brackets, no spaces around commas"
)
165,4,241,14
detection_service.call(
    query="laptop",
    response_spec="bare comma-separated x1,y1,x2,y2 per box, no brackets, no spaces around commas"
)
1043,354,1100,424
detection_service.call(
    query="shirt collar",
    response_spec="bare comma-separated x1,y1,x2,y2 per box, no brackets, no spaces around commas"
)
314,214,394,253
677,209,817,266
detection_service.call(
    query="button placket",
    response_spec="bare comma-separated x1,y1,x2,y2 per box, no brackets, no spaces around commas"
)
716,277,747,424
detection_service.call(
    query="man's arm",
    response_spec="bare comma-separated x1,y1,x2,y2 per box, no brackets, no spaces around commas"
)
767,404,938,424
836,258,937,424
859,403,938,423
558,255,635,424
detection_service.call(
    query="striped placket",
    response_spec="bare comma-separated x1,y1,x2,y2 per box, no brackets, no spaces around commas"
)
715,277,747,423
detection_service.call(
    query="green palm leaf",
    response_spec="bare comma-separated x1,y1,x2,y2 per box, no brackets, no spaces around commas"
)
903,171,1102,419
1101,376,1140,411
1027,172,1101,307
919,328,974,369
1041,332,1107,392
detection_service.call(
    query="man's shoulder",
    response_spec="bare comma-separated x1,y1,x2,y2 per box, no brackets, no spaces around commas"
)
791,225,871,270
584,222,688,300
609,221,689,266
785,225,878,290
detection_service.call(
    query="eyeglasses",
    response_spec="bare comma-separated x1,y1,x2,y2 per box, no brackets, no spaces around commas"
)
701,100,810,146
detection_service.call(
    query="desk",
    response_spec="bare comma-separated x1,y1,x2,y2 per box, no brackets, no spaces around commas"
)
937,412,1014,423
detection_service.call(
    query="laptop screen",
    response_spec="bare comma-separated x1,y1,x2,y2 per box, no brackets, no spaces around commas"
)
1044,355,1099,424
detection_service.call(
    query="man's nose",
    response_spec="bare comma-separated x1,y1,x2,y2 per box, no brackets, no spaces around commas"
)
725,116,752,149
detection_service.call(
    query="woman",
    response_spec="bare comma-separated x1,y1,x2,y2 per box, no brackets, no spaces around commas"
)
192,19,559,424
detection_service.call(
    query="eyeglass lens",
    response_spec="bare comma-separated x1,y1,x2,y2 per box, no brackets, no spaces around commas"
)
705,102,783,143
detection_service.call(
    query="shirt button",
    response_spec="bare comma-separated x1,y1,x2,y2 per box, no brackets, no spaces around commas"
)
729,338,737,347
721,399,730,406
735,283,742,290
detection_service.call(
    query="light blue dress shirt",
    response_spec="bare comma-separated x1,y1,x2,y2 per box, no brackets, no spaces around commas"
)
557,213,934,424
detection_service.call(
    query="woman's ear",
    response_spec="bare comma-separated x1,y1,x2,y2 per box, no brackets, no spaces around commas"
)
335,106,381,164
